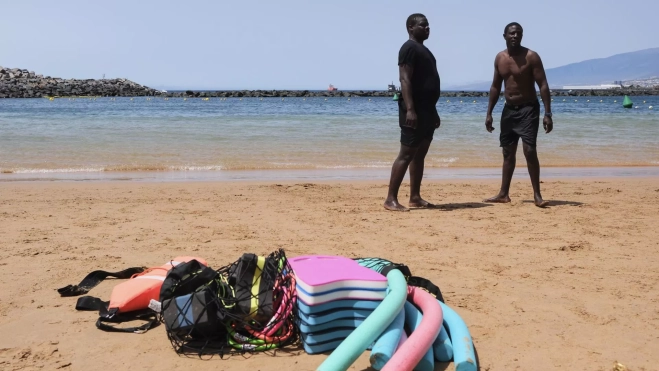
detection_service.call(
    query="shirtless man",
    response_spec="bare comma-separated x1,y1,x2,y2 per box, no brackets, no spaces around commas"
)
484,22,553,207
383,13,441,212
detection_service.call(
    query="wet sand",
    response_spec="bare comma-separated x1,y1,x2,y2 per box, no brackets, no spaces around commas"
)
1,177,657,370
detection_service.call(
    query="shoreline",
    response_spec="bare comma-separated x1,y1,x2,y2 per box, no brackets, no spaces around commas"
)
1,165,658,183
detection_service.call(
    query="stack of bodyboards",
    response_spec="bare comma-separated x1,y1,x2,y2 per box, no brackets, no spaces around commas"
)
288,255,389,354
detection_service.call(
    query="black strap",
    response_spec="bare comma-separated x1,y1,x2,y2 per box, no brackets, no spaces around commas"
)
74,295,158,334
380,263,412,279
57,267,146,297
407,276,445,303
96,311,159,334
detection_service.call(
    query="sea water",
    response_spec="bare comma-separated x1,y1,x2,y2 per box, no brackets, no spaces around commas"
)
0,95,657,181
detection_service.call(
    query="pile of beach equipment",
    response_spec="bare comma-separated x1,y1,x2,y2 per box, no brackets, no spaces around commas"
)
57,248,476,371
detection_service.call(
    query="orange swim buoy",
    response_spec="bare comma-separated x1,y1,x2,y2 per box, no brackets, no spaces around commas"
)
107,256,208,314
59,256,208,333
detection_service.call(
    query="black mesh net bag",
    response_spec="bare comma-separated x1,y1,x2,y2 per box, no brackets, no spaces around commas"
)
157,250,299,358
222,248,299,354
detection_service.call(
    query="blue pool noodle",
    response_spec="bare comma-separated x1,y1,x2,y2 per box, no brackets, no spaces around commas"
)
438,301,477,371
316,269,408,371
369,303,405,370
433,323,453,362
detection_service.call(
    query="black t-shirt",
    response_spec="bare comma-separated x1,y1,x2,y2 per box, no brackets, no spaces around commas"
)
397,39,441,110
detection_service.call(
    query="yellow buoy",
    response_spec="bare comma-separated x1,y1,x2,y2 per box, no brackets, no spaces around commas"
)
649,106,653,109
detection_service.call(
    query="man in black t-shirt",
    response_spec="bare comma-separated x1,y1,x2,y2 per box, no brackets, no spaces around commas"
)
384,13,441,212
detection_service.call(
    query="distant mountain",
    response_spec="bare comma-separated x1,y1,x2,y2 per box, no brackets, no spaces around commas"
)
447,47,659,91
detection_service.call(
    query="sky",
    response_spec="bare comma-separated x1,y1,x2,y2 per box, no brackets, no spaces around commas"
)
1,0,658,90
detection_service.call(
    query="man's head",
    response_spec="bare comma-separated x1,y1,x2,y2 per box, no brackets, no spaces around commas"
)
406,13,430,41
503,22,523,49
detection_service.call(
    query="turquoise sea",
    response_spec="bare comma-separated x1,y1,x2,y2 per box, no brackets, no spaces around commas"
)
0,95,657,182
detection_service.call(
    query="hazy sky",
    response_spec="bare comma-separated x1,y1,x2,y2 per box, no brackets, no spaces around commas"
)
1,0,657,90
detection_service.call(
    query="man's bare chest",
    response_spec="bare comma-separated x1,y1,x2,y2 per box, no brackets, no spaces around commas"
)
499,58,532,79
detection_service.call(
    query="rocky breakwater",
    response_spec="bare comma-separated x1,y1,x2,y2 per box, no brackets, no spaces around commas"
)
0,66,162,98
168,88,659,99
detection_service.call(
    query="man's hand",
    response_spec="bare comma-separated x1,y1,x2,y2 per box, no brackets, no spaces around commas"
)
405,110,418,129
543,115,553,133
485,115,494,132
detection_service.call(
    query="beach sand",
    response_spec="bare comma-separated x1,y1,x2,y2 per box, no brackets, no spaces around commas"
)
1,177,657,370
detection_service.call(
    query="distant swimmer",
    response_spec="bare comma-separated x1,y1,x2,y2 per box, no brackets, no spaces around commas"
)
483,22,553,208
383,13,441,212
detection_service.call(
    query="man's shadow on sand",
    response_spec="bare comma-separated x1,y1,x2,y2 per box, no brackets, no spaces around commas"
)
410,202,493,211
520,200,584,207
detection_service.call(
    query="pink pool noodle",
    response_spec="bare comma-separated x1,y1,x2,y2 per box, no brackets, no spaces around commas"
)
382,286,443,371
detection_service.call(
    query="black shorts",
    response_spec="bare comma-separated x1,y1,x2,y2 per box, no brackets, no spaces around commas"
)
500,100,540,147
399,104,438,148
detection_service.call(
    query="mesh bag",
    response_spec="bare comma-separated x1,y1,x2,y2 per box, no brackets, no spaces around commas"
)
158,249,299,358
223,248,299,354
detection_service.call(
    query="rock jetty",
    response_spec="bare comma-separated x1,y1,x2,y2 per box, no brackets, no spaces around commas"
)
1,66,658,98
0,67,160,98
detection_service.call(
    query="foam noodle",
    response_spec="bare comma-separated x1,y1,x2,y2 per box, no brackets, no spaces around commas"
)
402,301,434,371
369,304,405,370
316,269,408,371
433,323,453,362
382,286,443,371
438,301,477,371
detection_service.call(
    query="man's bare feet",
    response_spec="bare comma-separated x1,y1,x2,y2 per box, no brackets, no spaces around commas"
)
408,197,435,208
384,200,410,212
483,194,511,203
534,194,549,208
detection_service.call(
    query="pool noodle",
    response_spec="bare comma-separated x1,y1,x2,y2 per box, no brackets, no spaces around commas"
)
396,328,408,351
382,286,442,371
438,300,477,371
402,301,434,371
369,304,405,370
316,269,408,371
433,323,453,362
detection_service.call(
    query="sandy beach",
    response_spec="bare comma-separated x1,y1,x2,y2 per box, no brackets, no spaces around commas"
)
1,176,658,370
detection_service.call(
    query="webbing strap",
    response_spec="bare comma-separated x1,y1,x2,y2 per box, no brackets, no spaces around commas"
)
56,267,146,297
74,295,158,334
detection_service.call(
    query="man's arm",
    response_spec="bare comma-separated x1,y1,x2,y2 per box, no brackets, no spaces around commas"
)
399,64,417,128
530,51,553,133
531,51,551,115
485,54,503,132
487,54,503,118
399,64,414,112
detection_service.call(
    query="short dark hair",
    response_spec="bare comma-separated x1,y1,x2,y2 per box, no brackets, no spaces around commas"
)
504,22,523,34
406,13,426,29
